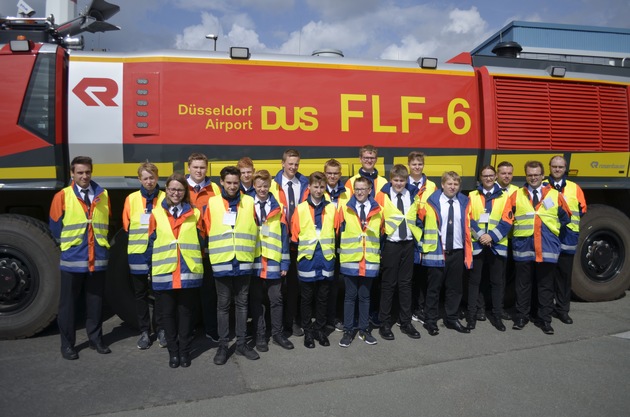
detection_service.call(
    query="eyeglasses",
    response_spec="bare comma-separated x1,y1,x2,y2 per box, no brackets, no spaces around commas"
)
167,188,185,193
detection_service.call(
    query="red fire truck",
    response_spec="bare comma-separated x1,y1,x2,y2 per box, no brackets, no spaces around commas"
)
1,7,629,338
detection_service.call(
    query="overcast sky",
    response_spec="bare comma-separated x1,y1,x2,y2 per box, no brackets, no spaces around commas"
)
3,0,630,61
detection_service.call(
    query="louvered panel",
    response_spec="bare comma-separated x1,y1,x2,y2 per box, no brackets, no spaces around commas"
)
549,83,602,150
599,87,630,151
494,77,629,151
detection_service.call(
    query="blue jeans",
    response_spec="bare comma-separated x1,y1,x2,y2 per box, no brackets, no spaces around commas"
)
343,274,372,332
215,274,250,346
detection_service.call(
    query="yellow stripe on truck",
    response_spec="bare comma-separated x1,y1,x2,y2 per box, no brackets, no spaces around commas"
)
0,166,56,179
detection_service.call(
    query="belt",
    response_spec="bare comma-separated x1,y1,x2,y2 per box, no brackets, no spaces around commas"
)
386,239,414,245
443,249,463,256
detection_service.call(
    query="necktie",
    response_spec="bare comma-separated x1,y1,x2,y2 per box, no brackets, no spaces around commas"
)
287,181,296,226
360,203,366,226
413,181,420,188
194,184,201,193
555,184,562,191
172,206,178,218
81,189,91,209
485,192,492,199
259,201,267,224
397,193,407,239
446,199,454,251
532,189,539,207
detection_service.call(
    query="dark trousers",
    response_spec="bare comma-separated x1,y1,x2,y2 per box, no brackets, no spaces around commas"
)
425,249,464,324
199,258,218,336
326,260,344,324
282,249,300,330
58,270,105,349
249,277,283,338
156,287,197,356
413,264,428,313
467,248,506,318
131,273,163,333
300,280,331,331
379,240,414,326
553,253,574,314
515,261,555,324
343,275,373,332
216,274,250,346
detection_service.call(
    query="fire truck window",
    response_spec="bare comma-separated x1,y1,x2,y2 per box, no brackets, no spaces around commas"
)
18,53,55,145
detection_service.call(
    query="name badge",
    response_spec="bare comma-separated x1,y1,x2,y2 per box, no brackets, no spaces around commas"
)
478,213,490,224
223,210,237,226
543,198,555,209
261,225,270,236
140,213,151,225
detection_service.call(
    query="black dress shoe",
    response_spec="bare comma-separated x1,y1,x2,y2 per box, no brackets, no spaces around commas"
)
169,355,180,368
304,331,315,349
315,330,330,347
423,323,439,336
444,319,471,334
501,311,512,321
89,342,111,354
61,346,78,360
492,316,506,332
466,317,476,330
476,310,487,321
400,323,421,339
272,334,294,350
554,312,573,324
379,326,395,340
537,322,555,335
512,318,528,330
180,354,191,368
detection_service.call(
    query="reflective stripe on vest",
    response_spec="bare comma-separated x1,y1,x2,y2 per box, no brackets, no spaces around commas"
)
469,190,508,248
339,206,381,264
513,190,561,237
255,208,284,263
127,190,164,254
207,196,257,264
562,181,581,232
296,202,336,261
60,187,110,251
152,207,203,276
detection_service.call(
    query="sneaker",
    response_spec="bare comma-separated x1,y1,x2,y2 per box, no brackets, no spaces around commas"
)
339,331,353,348
235,344,260,360
412,310,426,324
214,345,229,365
358,330,377,345
157,329,167,348
334,320,344,332
137,331,152,350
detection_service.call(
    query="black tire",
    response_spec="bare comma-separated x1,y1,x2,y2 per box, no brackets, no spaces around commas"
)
104,229,139,329
572,204,630,301
0,214,60,339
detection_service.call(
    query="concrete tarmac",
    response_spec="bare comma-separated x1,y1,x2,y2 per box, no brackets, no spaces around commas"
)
1,293,629,417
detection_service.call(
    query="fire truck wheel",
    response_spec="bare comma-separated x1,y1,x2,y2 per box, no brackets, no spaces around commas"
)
104,229,139,329
0,215,60,339
572,204,630,301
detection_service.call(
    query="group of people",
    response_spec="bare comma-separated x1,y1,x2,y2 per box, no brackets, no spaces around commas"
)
50,146,586,369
